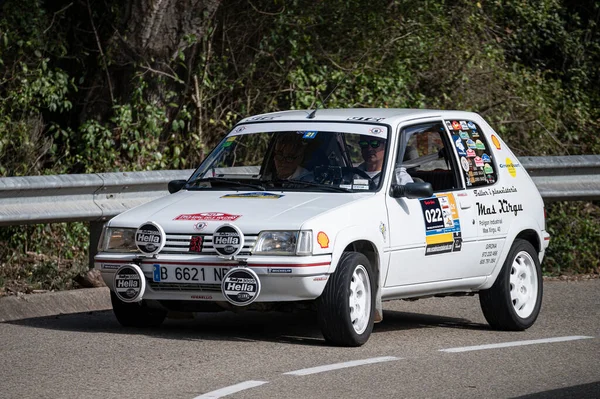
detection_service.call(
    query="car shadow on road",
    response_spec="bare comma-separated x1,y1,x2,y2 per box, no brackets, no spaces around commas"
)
6,306,488,347
375,309,489,333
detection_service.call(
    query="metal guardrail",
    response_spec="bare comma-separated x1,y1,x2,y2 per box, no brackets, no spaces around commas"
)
519,156,600,202
1,156,599,228
0,169,193,226
1,155,598,267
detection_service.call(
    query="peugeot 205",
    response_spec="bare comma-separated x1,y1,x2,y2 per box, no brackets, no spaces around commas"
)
95,109,550,346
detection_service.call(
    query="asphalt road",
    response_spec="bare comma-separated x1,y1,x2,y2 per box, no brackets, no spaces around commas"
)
1,280,598,399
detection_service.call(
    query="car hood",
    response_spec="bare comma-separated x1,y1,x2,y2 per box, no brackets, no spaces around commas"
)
109,189,368,233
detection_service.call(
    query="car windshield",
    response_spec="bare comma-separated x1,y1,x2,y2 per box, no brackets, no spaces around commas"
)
187,122,390,192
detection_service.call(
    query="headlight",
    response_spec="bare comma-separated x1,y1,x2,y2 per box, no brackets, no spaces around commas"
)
99,227,138,252
253,231,313,255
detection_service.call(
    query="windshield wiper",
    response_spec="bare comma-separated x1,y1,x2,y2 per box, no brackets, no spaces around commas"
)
187,177,266,191
266,178,352,193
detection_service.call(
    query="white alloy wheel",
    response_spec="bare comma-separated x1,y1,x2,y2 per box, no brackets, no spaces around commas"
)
509,250,538,318
349,264,372,335
316,252,376,346
479,238,543,331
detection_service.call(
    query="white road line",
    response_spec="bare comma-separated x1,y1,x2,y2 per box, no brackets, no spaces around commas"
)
439,335,595,353
283,356,401,376
192,380,268,399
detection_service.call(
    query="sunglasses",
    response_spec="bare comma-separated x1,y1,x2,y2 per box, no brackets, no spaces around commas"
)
359,140,384,149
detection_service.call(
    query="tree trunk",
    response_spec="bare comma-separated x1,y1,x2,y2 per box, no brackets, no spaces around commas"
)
80,0,222,128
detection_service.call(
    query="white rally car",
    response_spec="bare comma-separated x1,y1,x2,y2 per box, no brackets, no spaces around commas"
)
95,109,550,346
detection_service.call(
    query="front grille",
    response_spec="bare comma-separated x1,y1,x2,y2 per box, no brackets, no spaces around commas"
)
160,233,257,255
147,279,221,292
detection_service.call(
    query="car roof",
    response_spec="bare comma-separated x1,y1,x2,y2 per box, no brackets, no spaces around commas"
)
238,108,483,126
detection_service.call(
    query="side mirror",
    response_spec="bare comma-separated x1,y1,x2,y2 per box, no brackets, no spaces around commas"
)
168,179,187,194
390,182,433,199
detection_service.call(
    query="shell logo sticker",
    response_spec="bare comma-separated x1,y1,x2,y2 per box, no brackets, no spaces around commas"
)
505,157,517,177
317,231,329,248
491,135,501,150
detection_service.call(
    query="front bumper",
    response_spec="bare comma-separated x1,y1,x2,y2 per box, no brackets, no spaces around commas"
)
95,253,332,302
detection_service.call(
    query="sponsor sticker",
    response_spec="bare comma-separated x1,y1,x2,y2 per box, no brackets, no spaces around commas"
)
369,127,384,135
420,194,462,256
379,222,386,242
474,156,484,167
346,116,385,122
501,157,519,177
459,131,470,140
317,231,329,248
213,224,244,257
135,221,166,255
221,268,261,306
481,153,491,163
466,139,476,149
454,136,467,156
461,157,470,172
302,131,318,139
460,121,469,130
269,268,292,274
475,139,486,150
466,148,476,158
222,136,237,148
221,192,283,199
174,212,241,221
445,121,454,131
491,135,501,150
451,121,461,130
113,264,145,303
467,121,476,130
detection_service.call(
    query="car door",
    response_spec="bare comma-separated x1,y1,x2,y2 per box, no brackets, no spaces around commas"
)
384,120,479,287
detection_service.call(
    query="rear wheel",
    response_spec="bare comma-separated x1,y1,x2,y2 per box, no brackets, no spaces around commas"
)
110,291,167,328
479,239,542,330
316,252,376,347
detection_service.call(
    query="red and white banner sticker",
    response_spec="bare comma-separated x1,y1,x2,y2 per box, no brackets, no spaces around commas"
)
174,212,241,221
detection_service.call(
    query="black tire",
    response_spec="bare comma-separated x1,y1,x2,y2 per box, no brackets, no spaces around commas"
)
479,239,543,330
316,252,376,347
110,291,167,328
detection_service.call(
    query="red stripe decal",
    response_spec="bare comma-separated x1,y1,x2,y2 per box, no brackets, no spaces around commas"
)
95,259,331,268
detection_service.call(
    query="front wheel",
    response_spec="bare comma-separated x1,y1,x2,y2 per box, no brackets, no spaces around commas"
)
110,291,167,328
479,239,543,330
316,252,376,347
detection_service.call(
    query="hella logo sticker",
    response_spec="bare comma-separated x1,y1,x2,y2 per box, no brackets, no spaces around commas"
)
221,267,261,306
113,264,145,303
212,224,244,257
135,221,166,255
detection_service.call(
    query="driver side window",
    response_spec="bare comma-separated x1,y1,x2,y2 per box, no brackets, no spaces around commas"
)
396,122,462,192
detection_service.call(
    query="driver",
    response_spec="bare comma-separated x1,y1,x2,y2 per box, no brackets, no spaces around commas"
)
357,135,386,184
272,132,311,180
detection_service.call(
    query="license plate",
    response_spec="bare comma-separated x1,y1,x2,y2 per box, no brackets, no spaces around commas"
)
152,264,231,284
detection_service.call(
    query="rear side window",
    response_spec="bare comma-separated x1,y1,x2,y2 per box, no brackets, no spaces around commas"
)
444,120,497,187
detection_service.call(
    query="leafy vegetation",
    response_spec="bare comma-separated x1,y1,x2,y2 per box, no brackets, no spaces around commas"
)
0,0,598,294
